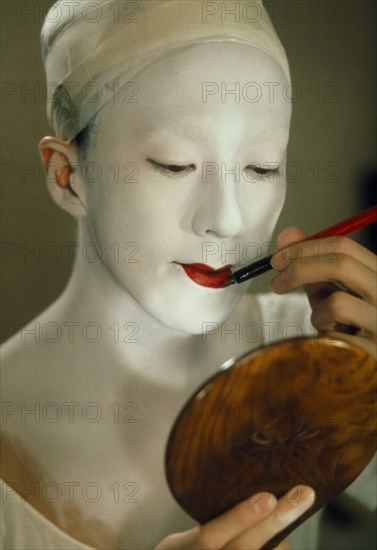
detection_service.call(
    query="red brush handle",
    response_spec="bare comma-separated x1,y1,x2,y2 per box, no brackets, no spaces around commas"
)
228,205,377,285
305,204,377,241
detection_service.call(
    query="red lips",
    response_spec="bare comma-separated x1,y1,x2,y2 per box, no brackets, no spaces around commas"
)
179,263,233,288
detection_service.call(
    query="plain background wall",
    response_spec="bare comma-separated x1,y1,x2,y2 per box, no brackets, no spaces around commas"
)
1,0,376,343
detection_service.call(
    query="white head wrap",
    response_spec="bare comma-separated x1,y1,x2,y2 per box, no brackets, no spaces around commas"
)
41,0,290,141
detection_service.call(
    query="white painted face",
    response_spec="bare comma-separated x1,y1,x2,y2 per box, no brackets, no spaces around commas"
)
83,42,292,334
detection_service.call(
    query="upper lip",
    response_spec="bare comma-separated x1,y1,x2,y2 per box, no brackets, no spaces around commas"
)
177,262,233,274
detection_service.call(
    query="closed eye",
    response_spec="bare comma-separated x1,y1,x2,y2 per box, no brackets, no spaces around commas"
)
245,164,280,178
147,159,196,177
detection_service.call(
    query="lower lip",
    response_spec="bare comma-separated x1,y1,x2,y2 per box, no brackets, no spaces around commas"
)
179,264,233,289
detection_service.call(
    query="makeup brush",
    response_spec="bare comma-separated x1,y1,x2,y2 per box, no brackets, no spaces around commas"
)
224,204,377,286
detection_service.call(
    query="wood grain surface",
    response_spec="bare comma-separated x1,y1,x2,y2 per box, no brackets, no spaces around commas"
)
165,337,377,549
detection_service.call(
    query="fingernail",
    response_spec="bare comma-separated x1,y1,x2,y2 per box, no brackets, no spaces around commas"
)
286,485,315,509
248,492,277,512
278,486,316,526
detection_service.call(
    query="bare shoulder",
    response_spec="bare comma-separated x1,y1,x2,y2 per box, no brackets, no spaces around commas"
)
1,327,47,402
1,334,31,397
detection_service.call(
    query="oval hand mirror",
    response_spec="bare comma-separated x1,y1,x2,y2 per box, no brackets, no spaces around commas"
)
165,337,376,549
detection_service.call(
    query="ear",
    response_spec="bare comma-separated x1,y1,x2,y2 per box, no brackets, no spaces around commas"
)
38,136,88,217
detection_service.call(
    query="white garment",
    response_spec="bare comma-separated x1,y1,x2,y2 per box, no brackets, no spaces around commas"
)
0,479,93,550
1,292,375,550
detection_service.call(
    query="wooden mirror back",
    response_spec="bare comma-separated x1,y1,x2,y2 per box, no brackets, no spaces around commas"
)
165,337,376,549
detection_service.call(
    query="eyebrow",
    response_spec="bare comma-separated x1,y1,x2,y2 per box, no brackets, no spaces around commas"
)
135,110,289,149
135,117,210,143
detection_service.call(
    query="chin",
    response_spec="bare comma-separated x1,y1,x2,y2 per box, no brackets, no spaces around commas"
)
151,296,243,336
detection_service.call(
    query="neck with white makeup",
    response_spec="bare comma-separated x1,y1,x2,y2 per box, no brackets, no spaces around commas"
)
50,216,209,389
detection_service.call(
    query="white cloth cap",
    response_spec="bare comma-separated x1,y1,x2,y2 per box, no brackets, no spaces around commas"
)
41,0,291,140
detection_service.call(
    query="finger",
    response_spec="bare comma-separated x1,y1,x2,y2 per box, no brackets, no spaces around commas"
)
300,281,340,313
321,331,377,359
311,291,377,338
198,492,277,549
154,527,201,550
272,540,290,550
273,235,377,274
226,486,315,550
275,227,307,250
271,254,377,305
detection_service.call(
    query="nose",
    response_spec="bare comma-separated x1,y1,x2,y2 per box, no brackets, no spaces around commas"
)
191,170,245,238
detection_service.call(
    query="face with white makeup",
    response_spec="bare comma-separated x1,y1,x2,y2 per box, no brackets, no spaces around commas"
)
83,42,292,334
